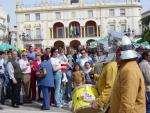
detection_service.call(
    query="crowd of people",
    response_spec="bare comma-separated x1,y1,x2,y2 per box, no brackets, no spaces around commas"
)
0,36,150,113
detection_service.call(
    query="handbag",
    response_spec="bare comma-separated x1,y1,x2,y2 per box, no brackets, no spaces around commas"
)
36,64,47,78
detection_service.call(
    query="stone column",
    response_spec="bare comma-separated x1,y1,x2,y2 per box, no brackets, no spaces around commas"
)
51,28,54,39
99,25,101,37
68,27,70,38
80,26,83,38
97,26,99,37
49,28,51,39
84,26,86,37
64,27,66,38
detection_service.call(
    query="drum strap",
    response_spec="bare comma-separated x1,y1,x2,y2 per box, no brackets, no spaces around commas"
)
98,102,110,113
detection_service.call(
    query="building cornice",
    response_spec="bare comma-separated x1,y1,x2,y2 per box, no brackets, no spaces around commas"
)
16,15,141,24
16,3,142,14
142,10,150,19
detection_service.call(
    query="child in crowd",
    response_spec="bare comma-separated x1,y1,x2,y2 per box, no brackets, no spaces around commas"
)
83,62,93,84
72,63,85,88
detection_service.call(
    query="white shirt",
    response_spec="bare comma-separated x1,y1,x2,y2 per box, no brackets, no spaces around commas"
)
7,62,15,80
139,60,150,91
19,59,31,74
58,55,68,64
51,57,61,71
0,59,5,74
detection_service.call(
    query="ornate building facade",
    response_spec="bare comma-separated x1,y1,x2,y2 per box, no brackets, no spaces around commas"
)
0,7,8,44
15,0,142,48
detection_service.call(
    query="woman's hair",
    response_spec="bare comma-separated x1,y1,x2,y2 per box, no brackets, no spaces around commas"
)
51,47,58,56
142,50,149,60
73,63,82,71
41,54,49,61
84,61,91,67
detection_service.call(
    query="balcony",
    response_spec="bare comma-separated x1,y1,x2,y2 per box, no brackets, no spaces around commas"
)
0,23,6,31
22,35,43,42
16,0,141,10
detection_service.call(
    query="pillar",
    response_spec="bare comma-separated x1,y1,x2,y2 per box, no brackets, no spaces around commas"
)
80,26,83,38
84,26,86,37
51,28,53,39
97,25,99,37
49,28,51,39
99,25,101,37
64,27,66,38
68,27,70,38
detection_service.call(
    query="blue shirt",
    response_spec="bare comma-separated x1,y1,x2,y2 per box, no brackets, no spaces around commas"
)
37,60,54,87
76,56,93,68
27,51,36,60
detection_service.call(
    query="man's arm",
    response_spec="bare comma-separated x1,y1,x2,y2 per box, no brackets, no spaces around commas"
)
95,65,117,108
7,62,17,84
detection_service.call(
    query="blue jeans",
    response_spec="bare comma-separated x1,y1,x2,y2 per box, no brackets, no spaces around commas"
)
54,71,63,107
66,70,72,101
147,91,150,113
41,86,51,110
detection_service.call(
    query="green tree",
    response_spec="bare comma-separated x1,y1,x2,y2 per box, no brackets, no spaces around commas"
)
141,15,150,43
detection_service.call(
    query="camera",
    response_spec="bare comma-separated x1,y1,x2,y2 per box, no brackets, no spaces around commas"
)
89,71,95,79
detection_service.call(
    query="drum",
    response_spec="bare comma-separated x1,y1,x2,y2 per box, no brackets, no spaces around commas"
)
72,84,99,113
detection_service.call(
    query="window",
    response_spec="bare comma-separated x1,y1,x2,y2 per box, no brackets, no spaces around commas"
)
71,0,79,4
35,13,40,20
109,25,115,31
26,29,31,35
57,27,64,38
56,12,61,19
120,9,126,16
36,28,41,39
88,10,93,18
71,12,76,18
109,9,115,17
25,29,31,39
87,26,95,37
35,44,42,48
121,24,126,32
25,14,30,21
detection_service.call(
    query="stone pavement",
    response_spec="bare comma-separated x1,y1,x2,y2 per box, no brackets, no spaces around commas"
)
0,101,71,113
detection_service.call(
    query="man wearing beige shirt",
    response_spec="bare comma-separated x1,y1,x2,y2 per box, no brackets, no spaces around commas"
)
19,52,31,103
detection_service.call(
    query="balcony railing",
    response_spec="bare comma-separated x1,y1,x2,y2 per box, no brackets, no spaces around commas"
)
0,23,6,30
22,38,43,41
16,0,141,9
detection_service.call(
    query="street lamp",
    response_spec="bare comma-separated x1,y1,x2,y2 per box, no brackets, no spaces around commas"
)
19,32,31,41
7,14,11,44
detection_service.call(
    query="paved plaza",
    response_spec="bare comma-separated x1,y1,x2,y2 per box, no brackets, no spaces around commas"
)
0,101,71,113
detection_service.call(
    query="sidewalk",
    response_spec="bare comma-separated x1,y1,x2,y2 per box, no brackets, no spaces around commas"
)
0,101,71,113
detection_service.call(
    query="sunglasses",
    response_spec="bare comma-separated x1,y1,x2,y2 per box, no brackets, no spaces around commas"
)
81,52,86,54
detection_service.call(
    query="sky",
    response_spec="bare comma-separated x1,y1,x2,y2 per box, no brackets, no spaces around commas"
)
0,0,150,26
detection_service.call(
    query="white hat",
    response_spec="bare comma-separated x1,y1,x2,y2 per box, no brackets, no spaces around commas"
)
120,50,138,60
120,36,138,60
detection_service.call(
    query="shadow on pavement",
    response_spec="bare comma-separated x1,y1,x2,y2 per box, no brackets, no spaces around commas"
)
0,106,4,110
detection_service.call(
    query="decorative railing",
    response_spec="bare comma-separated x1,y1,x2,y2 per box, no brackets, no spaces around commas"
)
22,37,44,41
16,0,141,9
